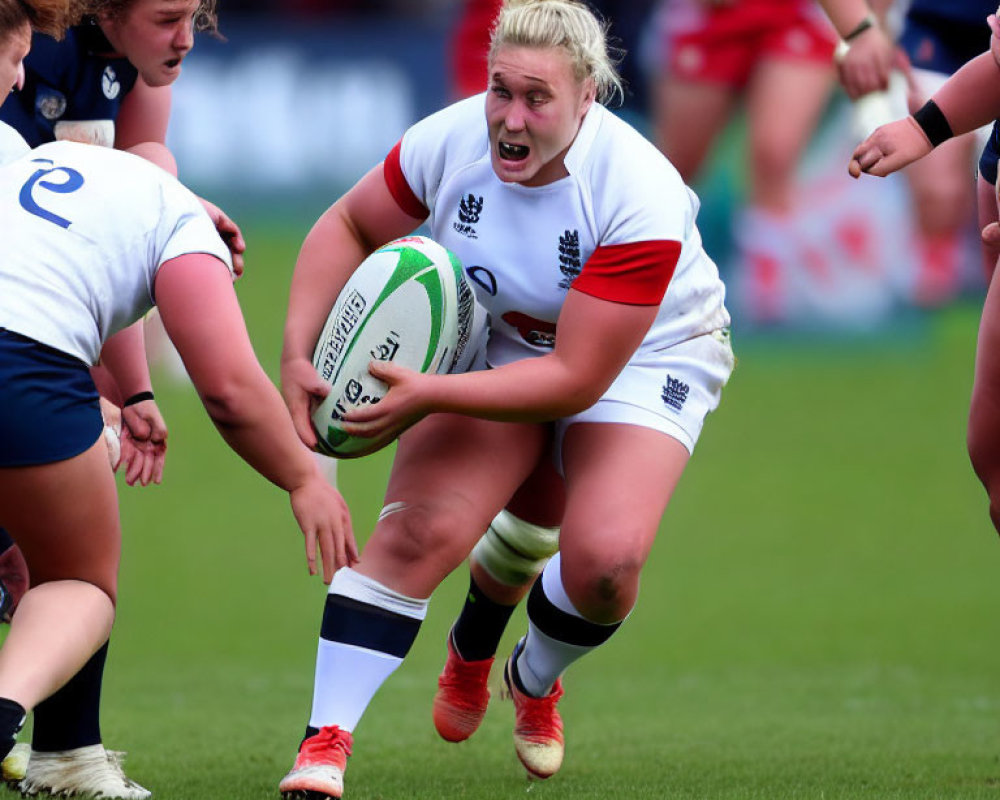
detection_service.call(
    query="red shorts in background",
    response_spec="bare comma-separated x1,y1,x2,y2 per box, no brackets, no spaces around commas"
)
656,0,836,87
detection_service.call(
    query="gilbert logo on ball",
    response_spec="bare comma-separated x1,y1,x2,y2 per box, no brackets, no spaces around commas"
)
311,235,479,458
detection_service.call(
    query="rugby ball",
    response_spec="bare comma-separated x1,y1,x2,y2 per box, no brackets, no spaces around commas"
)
311,235,483,458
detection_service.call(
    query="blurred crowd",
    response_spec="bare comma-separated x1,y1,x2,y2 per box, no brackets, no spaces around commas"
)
207,0,993,331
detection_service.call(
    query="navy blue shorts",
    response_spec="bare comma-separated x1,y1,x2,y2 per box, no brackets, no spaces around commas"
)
980,121,1000,185
900,12,991,76
0,329,102,467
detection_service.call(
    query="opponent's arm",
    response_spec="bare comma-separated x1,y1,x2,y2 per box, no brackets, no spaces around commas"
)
156,253,357,579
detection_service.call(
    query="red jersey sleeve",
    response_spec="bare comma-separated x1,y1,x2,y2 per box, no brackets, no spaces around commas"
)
571,240,682,305
383,140,430,220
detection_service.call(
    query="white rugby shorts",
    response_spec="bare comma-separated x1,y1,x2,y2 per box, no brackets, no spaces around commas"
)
555,327,735,456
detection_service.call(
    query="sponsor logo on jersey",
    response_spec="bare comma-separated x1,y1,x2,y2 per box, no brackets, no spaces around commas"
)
454,193,483,238
36,89,67,121
557,229,581,290
502,311,556,349
102,66,121,100
662,374,690,411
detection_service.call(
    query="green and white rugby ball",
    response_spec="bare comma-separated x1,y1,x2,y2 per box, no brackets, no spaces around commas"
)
311,235,481,458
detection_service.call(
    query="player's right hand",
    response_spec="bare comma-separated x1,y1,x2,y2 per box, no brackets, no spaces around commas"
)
836,24,895,100
281,356,330,450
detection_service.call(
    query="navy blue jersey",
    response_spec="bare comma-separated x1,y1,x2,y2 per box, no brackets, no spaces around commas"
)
906,0,995,26
0,22,138,147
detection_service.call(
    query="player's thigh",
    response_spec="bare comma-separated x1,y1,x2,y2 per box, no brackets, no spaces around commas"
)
506,437,564,527
652,77,737,183
559,423,689,573
969,269,1000,462
0,438,121,599
360,414,549,594
977,174,1000,282
745,58,833,179
904,134,977,230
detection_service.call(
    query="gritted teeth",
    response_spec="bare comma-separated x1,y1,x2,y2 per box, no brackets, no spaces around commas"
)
499,141,529,160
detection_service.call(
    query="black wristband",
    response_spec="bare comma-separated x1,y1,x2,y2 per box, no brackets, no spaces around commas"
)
844,13,875,42
123,391,155,407
912,100,954,148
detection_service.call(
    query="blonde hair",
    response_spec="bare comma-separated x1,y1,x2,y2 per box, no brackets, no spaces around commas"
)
1,0,83,39
489,0,623,105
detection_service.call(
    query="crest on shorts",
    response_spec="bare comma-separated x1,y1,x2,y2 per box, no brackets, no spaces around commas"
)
454,193,483,239
661,374,689,411
557,229,581,290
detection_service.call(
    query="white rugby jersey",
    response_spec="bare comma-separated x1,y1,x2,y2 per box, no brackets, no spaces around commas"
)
384,94,730,366
0,140,233,365
0,122,29,166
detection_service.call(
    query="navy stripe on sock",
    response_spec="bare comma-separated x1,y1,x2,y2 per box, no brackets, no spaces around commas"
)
319,593,422,658
527,579,620,647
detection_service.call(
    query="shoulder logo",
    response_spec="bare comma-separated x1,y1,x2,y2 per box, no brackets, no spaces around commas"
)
453,193,483,239
557,229,581,289
102,66,120,100
661,374,690,411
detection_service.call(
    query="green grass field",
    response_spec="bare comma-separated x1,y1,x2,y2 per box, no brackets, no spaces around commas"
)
10,221,999,799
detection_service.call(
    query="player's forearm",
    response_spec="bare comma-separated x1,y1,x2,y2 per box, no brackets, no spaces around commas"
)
932,52,1000,137
99,321,153,400
202,372,319,491
427,356,605,422
816,0,875,39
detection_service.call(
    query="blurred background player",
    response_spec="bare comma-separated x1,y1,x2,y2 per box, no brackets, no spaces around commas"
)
891,0,995,306
849,6,1000,536
0,123,356,796
647,0,837,323
277,2,732,796
0,1,246,796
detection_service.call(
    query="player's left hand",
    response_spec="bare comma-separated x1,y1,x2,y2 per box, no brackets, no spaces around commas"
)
342,360,431,441
120,398,168,486
849,115,932,178
199,197,246,278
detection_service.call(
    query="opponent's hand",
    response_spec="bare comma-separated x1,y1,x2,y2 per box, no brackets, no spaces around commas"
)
836,24,895,100
281,356,330,450
288,474,358,583
199,197,246,278
849,115,932,178
342,360,430,442
120,398,168,486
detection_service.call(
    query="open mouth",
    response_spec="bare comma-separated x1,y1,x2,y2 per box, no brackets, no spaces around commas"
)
498,141,529,161
165,58,181,69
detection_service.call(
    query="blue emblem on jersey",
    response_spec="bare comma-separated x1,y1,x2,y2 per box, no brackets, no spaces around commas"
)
466,266,497,296
19,158,85,229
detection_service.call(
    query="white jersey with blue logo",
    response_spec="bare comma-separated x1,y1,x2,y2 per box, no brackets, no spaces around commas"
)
0,140,233,365
385,93,730,368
